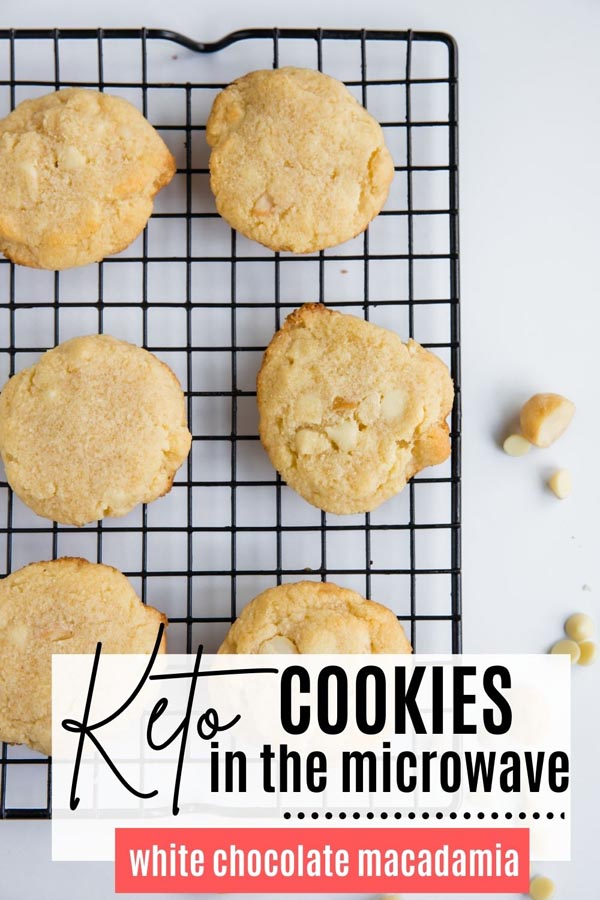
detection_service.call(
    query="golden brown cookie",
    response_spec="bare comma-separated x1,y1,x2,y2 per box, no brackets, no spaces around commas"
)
0,88,175,269
206,67,394,253
0,558,167,756
218,580,411,654
0,334,191,526
258,304,454,514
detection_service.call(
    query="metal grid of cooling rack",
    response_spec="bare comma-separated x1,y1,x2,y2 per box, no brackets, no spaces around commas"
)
0,27,461,819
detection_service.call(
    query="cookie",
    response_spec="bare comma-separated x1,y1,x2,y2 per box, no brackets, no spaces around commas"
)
258,304,454,514
0,558,167,756
218,581,411,654
0,88,175,269
206,67,394,253
0,334,192,526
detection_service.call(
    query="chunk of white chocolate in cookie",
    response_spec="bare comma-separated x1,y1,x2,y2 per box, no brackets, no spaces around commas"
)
326,419,359,451
356,391,381,426
258,635,298,654
7,623,28,648
380,388,406,420
296,392,323,424
252,192,275,216
18,160,39,198
60,145,87,170
296,428,330,456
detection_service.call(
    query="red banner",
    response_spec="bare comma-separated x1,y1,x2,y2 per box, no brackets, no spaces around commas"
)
115,827,529,893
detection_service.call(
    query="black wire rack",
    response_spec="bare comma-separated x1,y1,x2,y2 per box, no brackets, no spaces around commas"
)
0,27,461,819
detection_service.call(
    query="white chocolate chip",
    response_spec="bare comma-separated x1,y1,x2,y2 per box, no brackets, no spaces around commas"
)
296,393,323,425
252,192,275,216
18,160,39,199
577,641,598,666
8,624,28,648
520,393,575,448
564,612,594,642
286,335,315,365
61,145,87,170
550,639,580,663
326,419,359,451
548,469,572,499
41,627,74,643
380,388,405,420
117,123,134,140
529,875,556,900
356,391,381,426
503,434,531,457
295,428,330,456
258,635,298,654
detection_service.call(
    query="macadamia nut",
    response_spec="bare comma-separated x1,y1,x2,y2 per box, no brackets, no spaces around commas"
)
520,393,575,448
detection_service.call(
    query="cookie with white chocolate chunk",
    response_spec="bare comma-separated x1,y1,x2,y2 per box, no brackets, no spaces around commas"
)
206,67,394,253
0,88,175,269
0,558,167,756
218,581,411,654
257,303,454,514
0,334,191,526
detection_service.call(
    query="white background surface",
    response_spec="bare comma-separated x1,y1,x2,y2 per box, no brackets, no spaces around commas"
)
1,0,599,899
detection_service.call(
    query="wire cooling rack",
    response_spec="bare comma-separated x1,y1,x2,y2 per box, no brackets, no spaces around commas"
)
0,27,460,818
